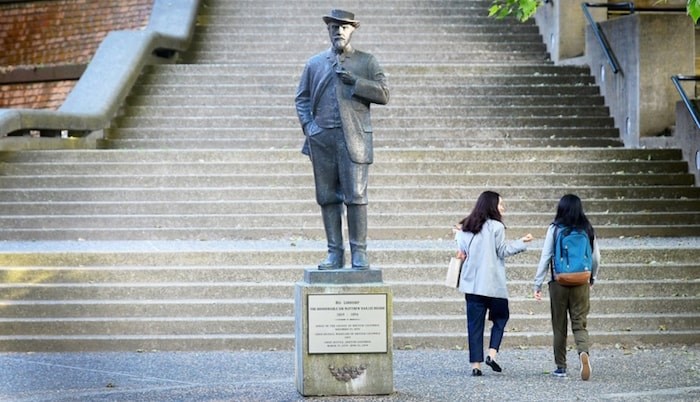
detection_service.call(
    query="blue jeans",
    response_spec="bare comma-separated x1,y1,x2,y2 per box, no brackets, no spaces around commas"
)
465,293,510,363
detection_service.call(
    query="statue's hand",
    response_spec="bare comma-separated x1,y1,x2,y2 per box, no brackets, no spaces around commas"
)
337,69,357,85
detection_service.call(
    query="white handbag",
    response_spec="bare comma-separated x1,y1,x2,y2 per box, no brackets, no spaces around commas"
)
445,234,475,288
445,255,464,288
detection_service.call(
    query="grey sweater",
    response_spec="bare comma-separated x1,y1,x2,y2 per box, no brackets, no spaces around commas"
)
456,219,527,299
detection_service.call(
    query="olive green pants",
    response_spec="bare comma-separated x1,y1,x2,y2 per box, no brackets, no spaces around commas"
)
548,281,590,369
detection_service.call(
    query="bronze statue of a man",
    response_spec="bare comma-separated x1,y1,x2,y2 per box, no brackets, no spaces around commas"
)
295,9,390,270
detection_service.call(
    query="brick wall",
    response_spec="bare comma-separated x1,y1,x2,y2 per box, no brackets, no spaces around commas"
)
0,0,153,109
0,81,75,109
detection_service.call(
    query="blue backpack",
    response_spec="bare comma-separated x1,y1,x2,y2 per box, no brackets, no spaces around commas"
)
551,225,592,286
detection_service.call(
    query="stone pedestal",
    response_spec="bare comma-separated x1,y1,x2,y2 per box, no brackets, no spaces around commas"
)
294,268,393,397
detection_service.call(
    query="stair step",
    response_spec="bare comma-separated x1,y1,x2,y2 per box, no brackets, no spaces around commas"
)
2,296,696,318
1,262,696,283
1,199,697,214
194,18,540,29
102,127,621,139
2,148,685,162
124,94,607,107
7,160,686,175
1,243,696,263
126,84,600,97
4,330,699,352
191,33,547,46
2,186,697,201
1,226,698,240
0,172,693,188
2,296,697,319
183,52,549,63
121,105,608,117
99,138,623,149
189,23,541,37
143,63,593,76
187,41,548,54
4,313,696,336
112,116,615,129
0,210,697,228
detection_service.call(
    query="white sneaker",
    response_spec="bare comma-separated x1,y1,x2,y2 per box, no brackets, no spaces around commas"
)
580,352,591,381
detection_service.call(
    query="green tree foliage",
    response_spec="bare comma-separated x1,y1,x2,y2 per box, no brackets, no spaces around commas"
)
488,0,542,22
489,0,700,23
689,0,700,22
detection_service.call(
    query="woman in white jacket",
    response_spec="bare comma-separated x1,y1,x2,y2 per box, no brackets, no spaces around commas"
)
456,191,533,376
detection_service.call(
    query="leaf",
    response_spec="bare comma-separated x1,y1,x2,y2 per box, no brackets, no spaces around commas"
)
519,0,540,21
689,0,700,23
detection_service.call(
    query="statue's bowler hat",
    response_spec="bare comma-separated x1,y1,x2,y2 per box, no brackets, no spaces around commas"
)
323,9,360,27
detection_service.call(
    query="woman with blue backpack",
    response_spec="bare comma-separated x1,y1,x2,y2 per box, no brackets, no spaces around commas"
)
533,194,600,381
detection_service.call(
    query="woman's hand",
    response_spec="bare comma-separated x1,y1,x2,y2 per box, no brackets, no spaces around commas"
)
534,290,542,301
521,233,534,242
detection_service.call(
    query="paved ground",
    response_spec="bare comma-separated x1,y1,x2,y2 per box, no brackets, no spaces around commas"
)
1,345,698,401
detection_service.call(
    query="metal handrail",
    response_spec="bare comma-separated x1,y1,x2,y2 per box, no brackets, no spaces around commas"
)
581,2,688,75
589,2,685,13
581,2,621,74
672,75,700,130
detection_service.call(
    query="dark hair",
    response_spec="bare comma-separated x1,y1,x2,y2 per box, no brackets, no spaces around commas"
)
460,191,503,234
553,194,595,246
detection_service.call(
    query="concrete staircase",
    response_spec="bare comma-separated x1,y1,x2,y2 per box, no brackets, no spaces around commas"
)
0,0,699,351
2,243,698,351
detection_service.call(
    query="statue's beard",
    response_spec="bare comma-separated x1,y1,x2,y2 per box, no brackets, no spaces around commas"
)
332,38,348,53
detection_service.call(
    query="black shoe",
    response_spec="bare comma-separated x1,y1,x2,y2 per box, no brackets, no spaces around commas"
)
485,356,502,372
351,250,369,270
318,252,344,270
471,368,482,377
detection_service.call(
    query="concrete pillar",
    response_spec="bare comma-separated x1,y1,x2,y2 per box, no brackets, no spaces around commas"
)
673,101,700,185
585,13,694,147
535,0,606,63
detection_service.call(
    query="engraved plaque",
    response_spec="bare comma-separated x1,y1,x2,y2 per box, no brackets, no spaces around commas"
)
307,293,388,354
